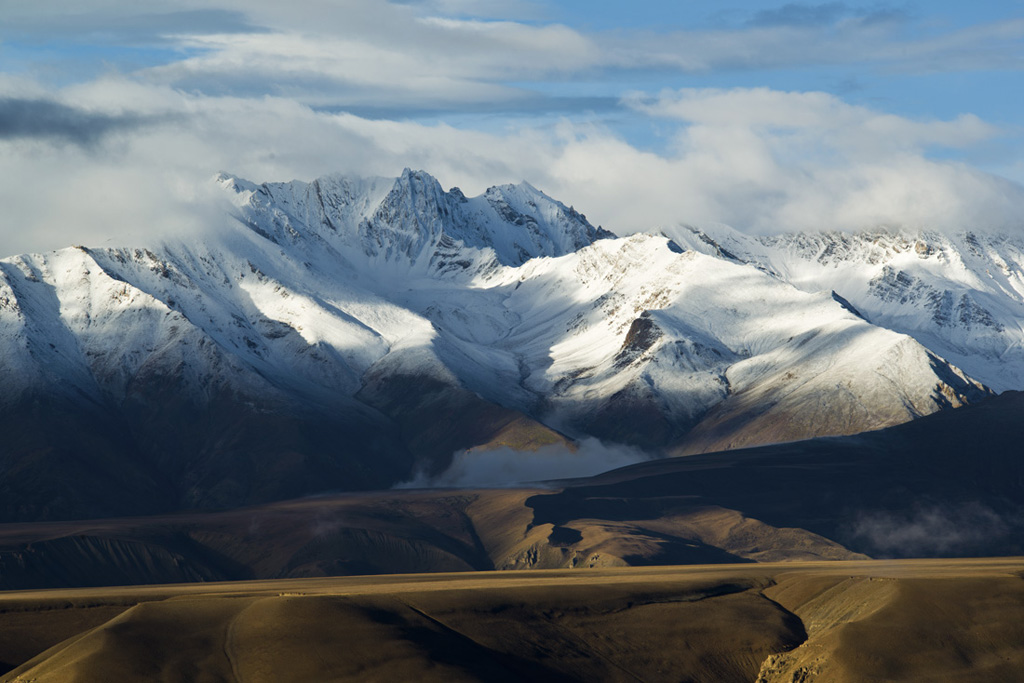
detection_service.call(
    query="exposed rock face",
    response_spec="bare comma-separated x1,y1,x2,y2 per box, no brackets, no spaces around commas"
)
614,313,662,367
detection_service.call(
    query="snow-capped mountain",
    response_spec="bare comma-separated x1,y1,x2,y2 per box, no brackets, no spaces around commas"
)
0,170,992,520
222,168,613,276
668,224,1024,392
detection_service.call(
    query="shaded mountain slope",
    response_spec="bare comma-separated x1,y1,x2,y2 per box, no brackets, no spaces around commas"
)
1,392,1023,590
537,390,1024,558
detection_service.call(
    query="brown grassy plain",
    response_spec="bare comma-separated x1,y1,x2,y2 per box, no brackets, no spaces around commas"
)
2,558,1023,682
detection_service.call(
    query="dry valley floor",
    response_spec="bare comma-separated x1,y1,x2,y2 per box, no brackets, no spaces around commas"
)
2,558,1024,682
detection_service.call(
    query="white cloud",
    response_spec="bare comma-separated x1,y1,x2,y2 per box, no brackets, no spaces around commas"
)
147,31,523,105
851,503,1011,556
629,88,998,153
396,438,650,488
610,87,1020,234
117,2,599,110
0,81,1021,259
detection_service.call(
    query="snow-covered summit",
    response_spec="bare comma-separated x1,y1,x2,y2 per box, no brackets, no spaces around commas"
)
668,224,1024,391
216,168,614,278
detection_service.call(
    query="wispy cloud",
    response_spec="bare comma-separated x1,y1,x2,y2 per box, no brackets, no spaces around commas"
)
136,16,599,109
396,438,649,488
627,87,998,153
849,503,1014,556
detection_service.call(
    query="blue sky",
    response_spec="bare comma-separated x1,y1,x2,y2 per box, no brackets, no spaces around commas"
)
0,1,1022,255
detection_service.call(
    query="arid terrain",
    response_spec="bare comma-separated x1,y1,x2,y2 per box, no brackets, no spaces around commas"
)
1,559,1022,682
2,391,1022,591
0,392,1021,680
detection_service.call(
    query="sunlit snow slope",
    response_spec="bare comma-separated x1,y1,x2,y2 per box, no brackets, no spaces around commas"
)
670,224,1024,392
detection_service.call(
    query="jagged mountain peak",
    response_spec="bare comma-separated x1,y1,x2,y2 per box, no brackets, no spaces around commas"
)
383,167,448,210
216,169,613,273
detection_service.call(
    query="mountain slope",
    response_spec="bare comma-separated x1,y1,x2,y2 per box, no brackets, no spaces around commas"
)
476,234,985,453
0,170,992,519
669,224,1024,392
538,389,1024,559
0,391,1021,592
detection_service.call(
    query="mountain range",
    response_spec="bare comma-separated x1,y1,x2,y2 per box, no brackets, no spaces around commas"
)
669,223,1024,392
0,169,1008,520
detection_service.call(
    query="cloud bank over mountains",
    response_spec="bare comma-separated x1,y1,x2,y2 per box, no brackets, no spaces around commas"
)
0,1,1021,257
2,83,1021,258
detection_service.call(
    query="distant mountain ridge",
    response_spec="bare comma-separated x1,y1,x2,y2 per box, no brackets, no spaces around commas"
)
669,223,1024,392
0,169,994,520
